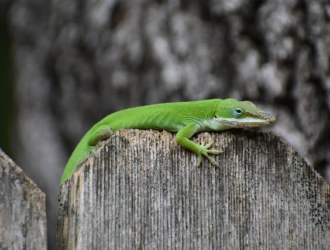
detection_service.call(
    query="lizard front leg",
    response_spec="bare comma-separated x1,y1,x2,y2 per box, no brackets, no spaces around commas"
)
175,123,223,167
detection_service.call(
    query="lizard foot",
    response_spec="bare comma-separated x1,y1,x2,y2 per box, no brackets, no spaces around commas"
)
197,141,223,167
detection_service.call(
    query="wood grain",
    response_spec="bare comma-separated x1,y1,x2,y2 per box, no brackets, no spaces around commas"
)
0,149,47,249
57,130,330,249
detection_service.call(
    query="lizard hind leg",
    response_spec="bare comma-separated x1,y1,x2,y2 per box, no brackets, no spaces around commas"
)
87,125,113,147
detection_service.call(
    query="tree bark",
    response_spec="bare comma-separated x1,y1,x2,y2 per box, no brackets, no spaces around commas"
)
57,130,330,249
6,0,330,248
0,148,47,249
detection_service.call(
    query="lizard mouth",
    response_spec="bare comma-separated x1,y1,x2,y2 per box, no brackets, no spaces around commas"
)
268,116,276,125
216,115,276,128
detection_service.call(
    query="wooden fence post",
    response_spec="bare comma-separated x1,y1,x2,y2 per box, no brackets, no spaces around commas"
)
57,129,330,249
0,149,47,249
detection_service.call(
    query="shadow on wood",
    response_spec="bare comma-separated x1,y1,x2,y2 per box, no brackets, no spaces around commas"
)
57,129,330,249
0,149,47,249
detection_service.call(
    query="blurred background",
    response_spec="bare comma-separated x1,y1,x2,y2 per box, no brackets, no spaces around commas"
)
1,0,330,248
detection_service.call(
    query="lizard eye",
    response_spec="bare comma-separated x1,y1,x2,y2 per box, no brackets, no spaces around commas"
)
214,114,219,119
233,108,244,118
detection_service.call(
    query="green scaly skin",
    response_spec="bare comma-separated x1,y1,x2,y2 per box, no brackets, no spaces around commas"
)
61,98,276,184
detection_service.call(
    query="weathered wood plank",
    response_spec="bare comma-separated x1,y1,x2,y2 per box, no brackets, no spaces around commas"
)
0,148,47,249
57,130,330,249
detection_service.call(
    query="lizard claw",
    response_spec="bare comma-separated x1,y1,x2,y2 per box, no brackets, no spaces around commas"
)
204,141,214,149
198,141,223,167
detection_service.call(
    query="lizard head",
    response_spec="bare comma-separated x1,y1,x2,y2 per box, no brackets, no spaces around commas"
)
213,98,276,129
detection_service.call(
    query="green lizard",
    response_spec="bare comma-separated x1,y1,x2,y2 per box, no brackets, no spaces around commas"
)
60,98,275,184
